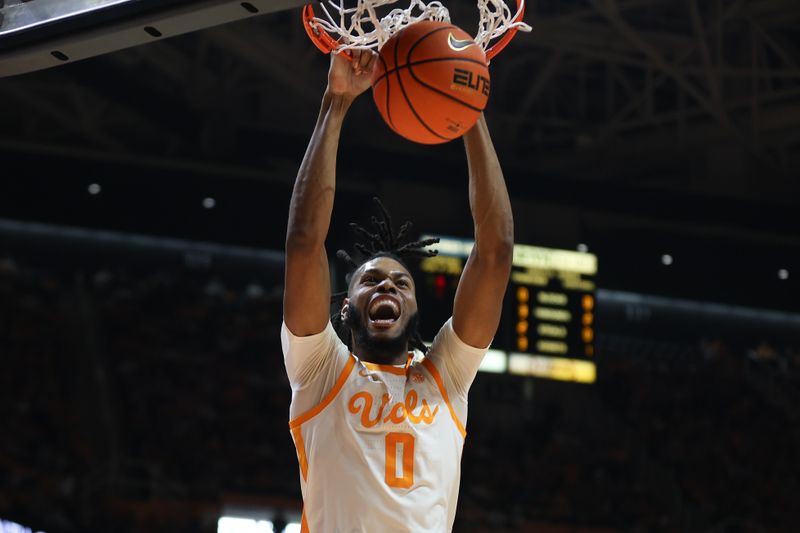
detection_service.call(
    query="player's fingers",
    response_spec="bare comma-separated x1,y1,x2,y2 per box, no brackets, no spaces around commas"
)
358,48,373,70
363,50,378,74
350,48,363,73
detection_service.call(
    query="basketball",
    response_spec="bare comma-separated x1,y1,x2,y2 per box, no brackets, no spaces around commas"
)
371,20,490,144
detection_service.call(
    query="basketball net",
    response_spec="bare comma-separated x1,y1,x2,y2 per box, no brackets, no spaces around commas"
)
307,0,531,59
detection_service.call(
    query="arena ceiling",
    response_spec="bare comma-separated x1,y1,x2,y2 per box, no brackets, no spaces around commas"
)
1,0,799,252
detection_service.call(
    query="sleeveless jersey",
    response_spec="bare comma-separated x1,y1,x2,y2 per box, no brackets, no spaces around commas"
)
281,318,486,533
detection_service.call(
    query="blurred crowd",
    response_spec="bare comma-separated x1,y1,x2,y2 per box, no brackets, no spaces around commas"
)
456,334,799,533
1,255,798,532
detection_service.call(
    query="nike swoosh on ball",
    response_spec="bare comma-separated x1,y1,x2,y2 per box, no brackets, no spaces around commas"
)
447,33,475,51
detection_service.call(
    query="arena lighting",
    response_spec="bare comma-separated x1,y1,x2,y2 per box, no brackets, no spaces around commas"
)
203,197,216,209
217,517,273,533
478,349,507,373
217,517,300,533
778,269,789,280
87,183,101,195
0,518,45,533
577,243,589,253
507,353,596,384
661,254,673,266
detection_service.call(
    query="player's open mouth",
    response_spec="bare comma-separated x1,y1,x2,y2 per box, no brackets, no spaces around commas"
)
367,296,400,328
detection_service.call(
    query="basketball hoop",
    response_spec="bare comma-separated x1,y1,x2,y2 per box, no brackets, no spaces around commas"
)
302,0,530,61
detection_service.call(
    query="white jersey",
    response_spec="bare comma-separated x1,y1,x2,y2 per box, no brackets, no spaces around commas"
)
281,318,487,533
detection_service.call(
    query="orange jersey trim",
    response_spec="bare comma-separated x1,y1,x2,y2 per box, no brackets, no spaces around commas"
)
300,510,309,533
361,352,414,375
362,361,406,375
291,425,308,481
421,358,467,438
289,356,357,429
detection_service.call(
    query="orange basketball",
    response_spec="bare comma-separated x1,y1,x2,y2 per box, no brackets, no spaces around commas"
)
371,20,490,144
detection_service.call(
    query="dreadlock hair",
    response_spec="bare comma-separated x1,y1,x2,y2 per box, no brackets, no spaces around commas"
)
331,197,439,355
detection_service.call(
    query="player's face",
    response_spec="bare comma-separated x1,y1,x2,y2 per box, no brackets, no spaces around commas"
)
344,257,418,352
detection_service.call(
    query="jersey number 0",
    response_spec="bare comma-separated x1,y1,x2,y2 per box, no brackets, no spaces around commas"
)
385,432,414,488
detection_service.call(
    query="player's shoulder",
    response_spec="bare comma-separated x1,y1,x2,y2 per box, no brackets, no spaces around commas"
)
281,319,350,368
426,317,489,363
282,319,342,346
427,317,462,353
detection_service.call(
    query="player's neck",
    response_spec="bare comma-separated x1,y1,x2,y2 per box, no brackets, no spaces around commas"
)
352,342,410,366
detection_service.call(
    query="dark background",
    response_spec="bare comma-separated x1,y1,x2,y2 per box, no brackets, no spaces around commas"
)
1,0,799,531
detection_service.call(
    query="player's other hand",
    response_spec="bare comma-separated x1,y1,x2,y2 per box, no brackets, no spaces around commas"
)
327,48,377,99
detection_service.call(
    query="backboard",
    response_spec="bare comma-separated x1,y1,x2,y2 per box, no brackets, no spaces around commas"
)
0,0,307,78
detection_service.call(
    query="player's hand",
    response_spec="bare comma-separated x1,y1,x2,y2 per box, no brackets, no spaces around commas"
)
327,48,377,99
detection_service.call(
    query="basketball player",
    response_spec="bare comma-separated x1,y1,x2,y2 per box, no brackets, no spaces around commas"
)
282,49,514,532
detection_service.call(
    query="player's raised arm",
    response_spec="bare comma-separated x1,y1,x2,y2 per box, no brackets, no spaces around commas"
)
452,115,515,348
284,49,377,336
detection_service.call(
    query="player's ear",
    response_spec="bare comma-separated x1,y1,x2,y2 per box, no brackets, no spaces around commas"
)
340,298,350,321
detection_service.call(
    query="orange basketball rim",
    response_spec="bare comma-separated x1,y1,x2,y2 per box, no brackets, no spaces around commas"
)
301,0,530,61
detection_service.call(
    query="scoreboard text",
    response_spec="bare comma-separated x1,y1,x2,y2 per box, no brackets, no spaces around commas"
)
416,236,598,383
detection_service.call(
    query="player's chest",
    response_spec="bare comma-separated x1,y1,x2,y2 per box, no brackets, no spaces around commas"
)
340,366,443,434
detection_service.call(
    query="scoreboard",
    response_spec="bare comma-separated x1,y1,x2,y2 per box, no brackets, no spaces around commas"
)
415,236,598,383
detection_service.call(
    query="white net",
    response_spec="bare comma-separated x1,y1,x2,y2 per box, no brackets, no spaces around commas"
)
309,0,531,55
